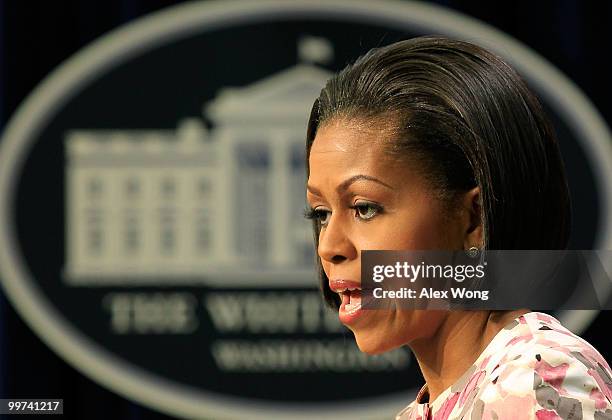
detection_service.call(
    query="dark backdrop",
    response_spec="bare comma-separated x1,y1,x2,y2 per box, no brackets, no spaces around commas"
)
1,1,611,419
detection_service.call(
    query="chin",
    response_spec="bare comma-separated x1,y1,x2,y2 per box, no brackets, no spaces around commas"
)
352,330,402,355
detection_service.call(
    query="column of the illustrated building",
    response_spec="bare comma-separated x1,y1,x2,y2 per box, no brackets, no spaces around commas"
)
270,130,291,267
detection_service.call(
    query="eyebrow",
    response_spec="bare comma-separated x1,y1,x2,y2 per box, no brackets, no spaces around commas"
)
306,174,395,196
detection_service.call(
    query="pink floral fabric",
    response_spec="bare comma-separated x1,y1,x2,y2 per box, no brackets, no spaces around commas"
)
395,312,612,420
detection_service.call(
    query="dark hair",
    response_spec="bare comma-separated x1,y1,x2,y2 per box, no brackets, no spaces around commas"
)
305,36,571,309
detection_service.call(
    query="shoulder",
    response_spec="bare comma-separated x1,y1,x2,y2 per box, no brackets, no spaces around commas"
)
476,313,612,419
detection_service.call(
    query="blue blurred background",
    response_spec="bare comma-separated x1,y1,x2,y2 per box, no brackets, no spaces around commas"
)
1,1,611,419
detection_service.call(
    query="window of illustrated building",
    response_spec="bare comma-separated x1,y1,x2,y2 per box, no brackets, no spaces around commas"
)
196,208,210,253
87,177,103,199
84,178,105,255
197,178,210,197
86,208,104,255
124,212,140,253
158,176,177,255
161,177,176,199
125,177,140,199
159,208,176,255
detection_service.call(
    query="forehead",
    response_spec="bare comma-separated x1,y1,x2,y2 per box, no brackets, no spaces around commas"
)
308,117,401,174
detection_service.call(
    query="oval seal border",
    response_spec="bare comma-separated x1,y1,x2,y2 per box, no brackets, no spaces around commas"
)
1,1,611,418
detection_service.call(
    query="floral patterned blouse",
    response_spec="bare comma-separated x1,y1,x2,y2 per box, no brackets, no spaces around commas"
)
395,312,612,420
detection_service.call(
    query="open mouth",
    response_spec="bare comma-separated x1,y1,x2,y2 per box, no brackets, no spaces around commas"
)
339,288,362,313
329,280,371,324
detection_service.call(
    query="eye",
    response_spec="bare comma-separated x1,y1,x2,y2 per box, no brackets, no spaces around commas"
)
352,201,383,221
303,206,331,226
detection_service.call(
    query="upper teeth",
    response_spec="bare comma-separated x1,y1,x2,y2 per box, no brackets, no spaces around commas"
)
337,287,360,292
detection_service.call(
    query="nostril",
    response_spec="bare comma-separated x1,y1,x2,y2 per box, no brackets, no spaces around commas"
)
331,255,346,263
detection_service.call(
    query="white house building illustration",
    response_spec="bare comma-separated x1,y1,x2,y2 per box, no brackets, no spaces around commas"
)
64,48,332,286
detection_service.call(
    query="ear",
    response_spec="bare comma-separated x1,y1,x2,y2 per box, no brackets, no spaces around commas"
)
461,186,483,249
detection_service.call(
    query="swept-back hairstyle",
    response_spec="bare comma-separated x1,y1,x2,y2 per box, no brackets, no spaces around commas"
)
305,36,571,309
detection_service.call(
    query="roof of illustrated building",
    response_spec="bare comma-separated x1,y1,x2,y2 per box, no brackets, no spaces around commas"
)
65,118,214,162
204,64,332,126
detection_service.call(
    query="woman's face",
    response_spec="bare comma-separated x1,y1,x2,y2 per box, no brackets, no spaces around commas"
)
307,117,469,354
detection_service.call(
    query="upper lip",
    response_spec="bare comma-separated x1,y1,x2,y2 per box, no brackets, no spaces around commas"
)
329,279,361,293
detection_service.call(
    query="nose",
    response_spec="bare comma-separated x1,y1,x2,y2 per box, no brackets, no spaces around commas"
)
317,214,358,264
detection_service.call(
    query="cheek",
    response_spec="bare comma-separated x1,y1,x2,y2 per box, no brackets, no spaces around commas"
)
360,205,456,250
399,215,454,249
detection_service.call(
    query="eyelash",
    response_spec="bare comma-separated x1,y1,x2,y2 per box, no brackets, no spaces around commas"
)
303,202,384,226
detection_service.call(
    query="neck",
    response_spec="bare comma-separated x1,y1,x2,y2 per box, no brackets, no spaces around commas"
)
409,309,530,404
